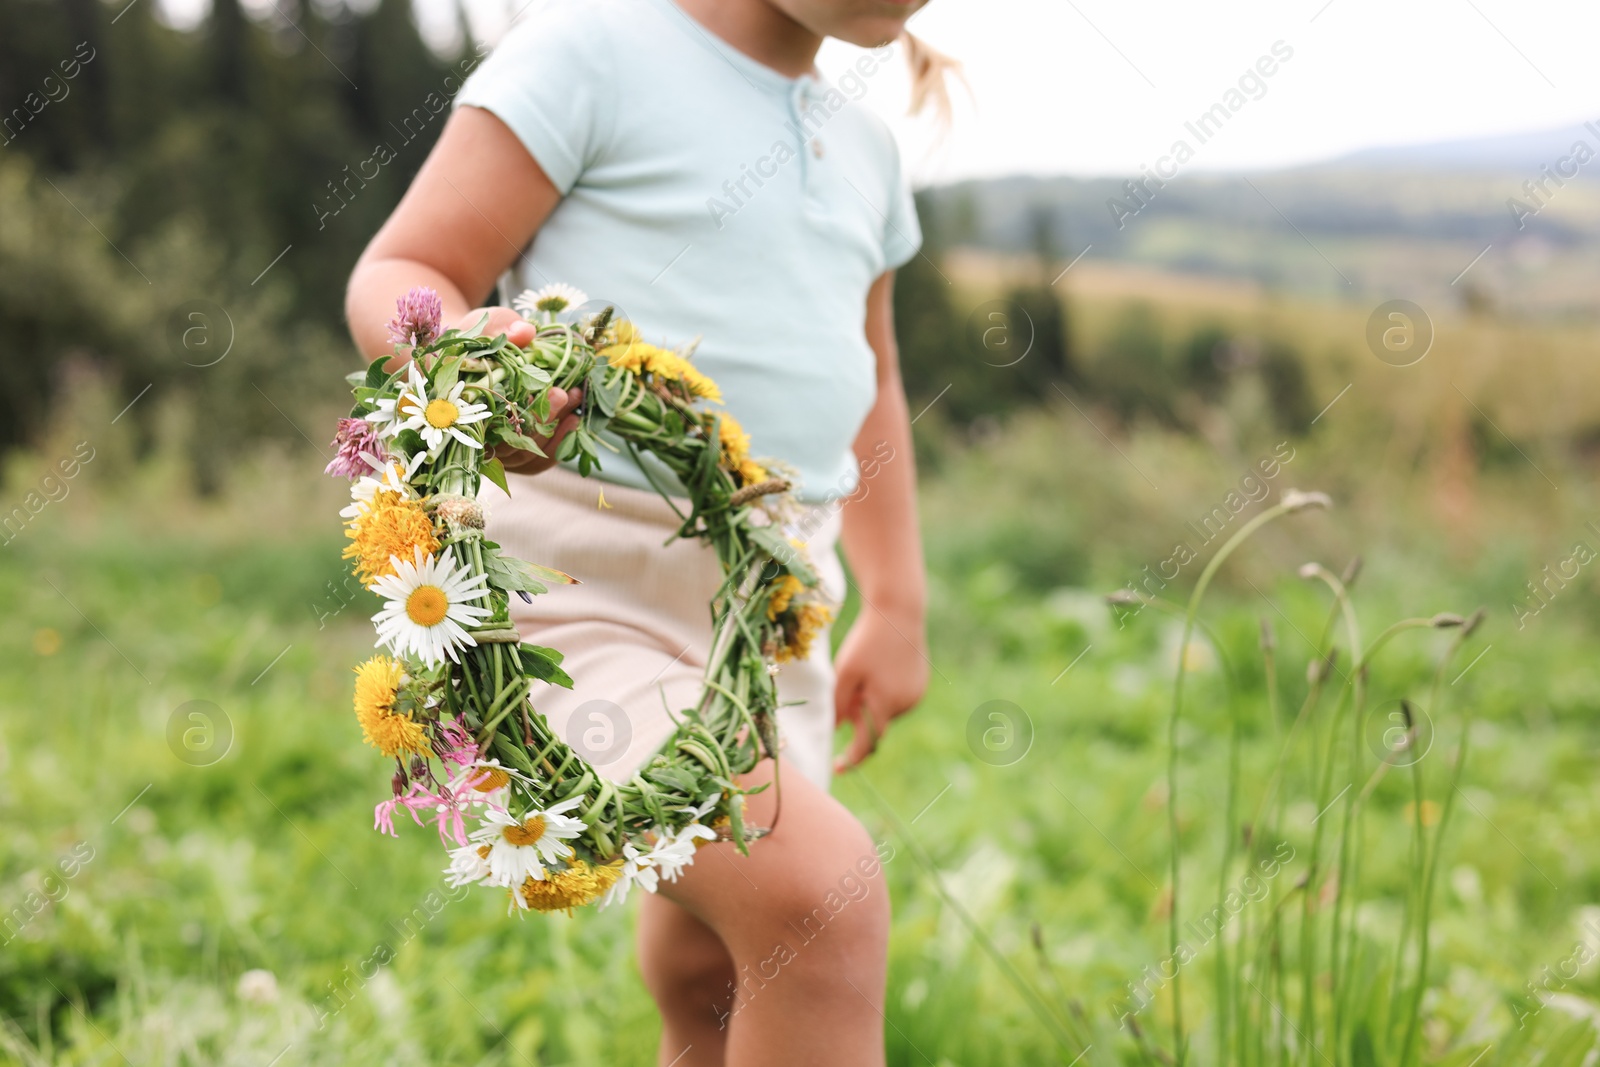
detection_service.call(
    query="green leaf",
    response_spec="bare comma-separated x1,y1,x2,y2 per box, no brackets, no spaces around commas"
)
495,428,548,458
520,365,553,393
486,549,576,594
518,644,574,688
645,762,699,795
587,363,623,417
362,355,391,389
480,455,509,495
393,428,425,457
433,355,462,397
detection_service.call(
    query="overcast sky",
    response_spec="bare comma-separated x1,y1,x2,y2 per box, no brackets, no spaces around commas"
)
815,0,1600,183
191,0,1600,184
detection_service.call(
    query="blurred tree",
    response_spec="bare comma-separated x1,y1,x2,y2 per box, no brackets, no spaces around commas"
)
1182,323,1231,401
893,189,965,412
1087,302,1175,427
894,192,1080,429
0,0,464,487
1258,341,1316,435
1002,202,1078,395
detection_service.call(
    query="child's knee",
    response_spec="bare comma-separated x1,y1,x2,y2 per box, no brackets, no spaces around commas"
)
750,829,890,965
638,911,734,1016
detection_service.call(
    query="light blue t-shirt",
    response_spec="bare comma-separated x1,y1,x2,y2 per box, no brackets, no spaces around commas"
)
455,0,922,504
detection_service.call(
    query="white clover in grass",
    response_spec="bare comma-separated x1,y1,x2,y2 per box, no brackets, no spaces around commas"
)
514,283,588,320
370,546,492,667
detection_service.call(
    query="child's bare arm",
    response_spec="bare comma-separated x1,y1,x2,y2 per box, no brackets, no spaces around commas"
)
346,106,561,357
345,106,579,473
833,270,931,772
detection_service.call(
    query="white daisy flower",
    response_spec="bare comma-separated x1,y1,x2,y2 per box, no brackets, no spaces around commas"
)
595,822,715,910
364,362,428,439
513,283,588,320
396,376,491,455
461,798,587,889
370,546,493,667
444,840,492,888
650,823,716,884
597,841,655,910
676,797,719,821
339,451,425,520
444,758,521,811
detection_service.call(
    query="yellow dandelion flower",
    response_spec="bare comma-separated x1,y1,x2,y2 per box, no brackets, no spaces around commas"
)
352,655,427,757
738,458,768,486
766,573,804,621
678,363,722,403
343,491,439,588
642,347,686,381
599,339,652,375
517,859,623,915
778,601,832,663
598,328,722,403
716,413,751,467
598,322,649,372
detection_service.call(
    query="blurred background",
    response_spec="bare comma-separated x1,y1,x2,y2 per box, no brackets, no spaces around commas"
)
3,0,1598,1063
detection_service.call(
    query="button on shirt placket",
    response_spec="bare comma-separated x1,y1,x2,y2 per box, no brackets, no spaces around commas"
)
792,78,825,218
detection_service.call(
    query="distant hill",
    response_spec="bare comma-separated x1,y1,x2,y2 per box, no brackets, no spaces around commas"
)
1324,123,1600,172
924,125,1600,316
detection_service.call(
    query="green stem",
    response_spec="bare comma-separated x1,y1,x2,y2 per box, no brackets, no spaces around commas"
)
1398,622,1477,1066
1167,500,1318,1064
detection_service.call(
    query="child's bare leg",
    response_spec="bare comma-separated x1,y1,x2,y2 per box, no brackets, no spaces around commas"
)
657,757,890,1067
637,892,737,1065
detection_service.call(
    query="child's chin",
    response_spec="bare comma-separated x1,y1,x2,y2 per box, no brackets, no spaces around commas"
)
829,16,912,49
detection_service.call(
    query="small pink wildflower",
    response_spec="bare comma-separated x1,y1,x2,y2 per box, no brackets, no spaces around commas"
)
325,417,390,479
386,286,443,350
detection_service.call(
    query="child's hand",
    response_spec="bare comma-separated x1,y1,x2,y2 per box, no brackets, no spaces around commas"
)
832,607,930,774
453,307,584,476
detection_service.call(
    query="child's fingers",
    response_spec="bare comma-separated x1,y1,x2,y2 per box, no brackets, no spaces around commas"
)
506,319,536,346
833,705,879,774
832,668,876,773
833,660,865,725
497,387,586,474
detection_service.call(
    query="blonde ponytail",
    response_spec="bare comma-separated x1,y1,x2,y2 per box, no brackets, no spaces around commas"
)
899,30,965,129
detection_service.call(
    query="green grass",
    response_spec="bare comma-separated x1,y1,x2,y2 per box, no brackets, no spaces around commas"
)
3,419,1599,1065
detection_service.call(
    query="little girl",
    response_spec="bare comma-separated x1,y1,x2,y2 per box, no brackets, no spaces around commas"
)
346,0,952,1061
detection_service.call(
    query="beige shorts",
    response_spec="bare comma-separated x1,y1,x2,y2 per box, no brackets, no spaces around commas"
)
477,463,846,793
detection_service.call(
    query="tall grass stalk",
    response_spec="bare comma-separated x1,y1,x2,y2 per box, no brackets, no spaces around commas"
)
1164,491,1331,1063
851,772,1092,1058
1112,489,1483,1066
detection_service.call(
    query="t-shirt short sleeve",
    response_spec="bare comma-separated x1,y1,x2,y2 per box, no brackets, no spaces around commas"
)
454,4,611,195
881,145,922,272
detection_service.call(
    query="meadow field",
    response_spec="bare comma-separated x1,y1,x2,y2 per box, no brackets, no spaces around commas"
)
3,270,1598,1067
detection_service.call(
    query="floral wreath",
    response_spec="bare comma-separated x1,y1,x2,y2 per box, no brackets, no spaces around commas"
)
327,285,833,914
